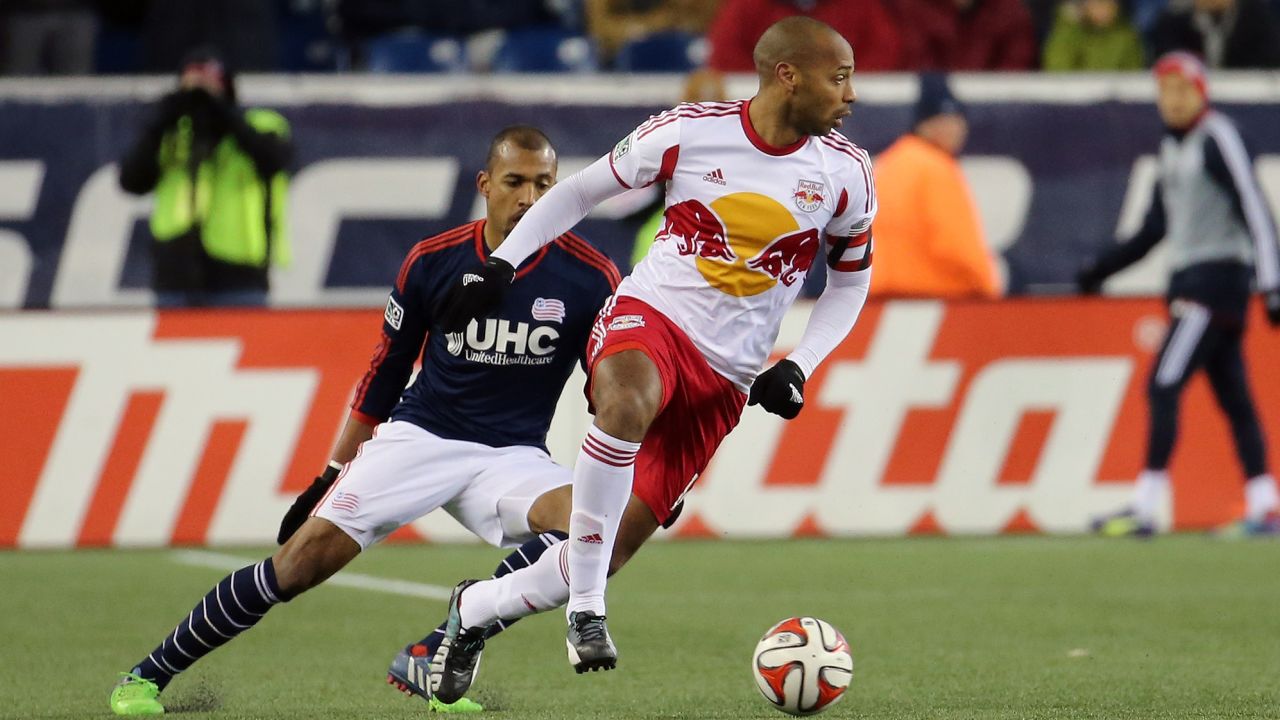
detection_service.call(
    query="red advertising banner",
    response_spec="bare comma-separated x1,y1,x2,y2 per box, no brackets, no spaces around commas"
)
2,299,1276,548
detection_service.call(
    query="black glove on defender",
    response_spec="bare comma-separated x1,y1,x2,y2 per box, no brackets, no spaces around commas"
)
277,464,340,545
436,257,516,333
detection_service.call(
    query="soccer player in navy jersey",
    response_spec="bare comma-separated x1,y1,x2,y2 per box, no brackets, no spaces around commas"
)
108,126,620,716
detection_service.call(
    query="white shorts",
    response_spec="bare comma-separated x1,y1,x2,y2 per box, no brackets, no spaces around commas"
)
313,421,570,550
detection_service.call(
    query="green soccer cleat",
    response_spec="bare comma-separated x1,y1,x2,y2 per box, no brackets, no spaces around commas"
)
1090,508,1154,538
430,695,485,713
110,673,164,716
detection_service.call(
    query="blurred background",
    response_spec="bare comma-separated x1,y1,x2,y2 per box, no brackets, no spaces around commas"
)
2,0,1280,549
3,0,1280,306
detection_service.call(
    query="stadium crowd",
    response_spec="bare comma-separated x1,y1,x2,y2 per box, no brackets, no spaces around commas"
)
3,0,1279,76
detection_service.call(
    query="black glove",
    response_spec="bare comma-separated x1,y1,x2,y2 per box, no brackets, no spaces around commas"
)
152,89,193,129
436,257,516,333
277,464,341,545
1076,262,1105,295
1266,290,1280,327
748,359,806,420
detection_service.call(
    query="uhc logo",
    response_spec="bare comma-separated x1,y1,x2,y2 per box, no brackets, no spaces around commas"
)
446,318,559,366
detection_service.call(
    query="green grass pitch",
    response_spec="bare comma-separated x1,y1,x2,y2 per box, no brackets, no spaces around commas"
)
2,536,1278,719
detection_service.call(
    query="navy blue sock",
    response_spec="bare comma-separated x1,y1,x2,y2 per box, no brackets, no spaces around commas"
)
132,558,286,690
407,531,568,659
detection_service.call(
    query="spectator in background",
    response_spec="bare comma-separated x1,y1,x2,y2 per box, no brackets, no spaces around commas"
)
338,0,577,38
0,0,95,75
895,0,1038,70
119,48,293,307
1024,0,1068,44
586,0,721,65
1151,0,1280,68
871,74,1002,299
1043,0,1146,70
1079,53,1280,537
706,0,905,72
143,0,279,72
1131,0,1172,37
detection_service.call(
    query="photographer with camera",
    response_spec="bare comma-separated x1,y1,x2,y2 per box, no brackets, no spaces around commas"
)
119,47,292,307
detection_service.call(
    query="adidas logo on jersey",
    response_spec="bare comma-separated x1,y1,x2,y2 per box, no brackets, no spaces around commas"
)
577,533,604,544
702,168,726,185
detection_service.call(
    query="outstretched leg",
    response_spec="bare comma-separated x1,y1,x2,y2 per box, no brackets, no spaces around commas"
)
430,495,659,701
398,531,569,663
111,519,359,715
386,529,569,710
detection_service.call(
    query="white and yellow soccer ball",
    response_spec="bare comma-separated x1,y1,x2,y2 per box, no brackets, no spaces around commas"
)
751,616,853,716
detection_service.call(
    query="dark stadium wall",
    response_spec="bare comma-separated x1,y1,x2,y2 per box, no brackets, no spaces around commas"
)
3,89,1279,308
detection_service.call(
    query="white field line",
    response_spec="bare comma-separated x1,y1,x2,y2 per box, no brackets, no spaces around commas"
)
171,549,452,601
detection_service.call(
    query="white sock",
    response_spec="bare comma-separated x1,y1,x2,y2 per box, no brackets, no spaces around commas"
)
1132,469,1169,523
566,424,640,618
1244,474,1279,522
458,543,570,628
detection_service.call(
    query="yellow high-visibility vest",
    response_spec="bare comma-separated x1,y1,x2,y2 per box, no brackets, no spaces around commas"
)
150,108,291,268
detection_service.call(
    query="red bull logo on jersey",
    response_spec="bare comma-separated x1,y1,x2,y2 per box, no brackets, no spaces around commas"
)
792,180,825,213
658,192,821,297
658,199,735,262
746,228,820,287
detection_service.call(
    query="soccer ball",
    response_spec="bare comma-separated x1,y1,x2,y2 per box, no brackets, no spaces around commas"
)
751,616,853,716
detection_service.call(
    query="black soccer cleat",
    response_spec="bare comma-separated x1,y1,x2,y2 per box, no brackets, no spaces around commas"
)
430,580,487,704
566,611,617,673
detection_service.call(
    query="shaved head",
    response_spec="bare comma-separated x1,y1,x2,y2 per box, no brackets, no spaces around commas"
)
752,16,849,79
485,125,555,172
746,16,857,139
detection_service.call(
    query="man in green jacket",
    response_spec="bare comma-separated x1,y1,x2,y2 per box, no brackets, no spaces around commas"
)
1042,0,1145,71
120,47,292,307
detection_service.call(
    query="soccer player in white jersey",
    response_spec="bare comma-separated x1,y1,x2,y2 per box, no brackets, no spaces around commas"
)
426,16,876,699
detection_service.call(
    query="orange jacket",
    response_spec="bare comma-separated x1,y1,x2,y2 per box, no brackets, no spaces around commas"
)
870,135,1001,299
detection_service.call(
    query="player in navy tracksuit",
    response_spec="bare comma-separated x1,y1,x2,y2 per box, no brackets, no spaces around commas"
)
109,126,620,716
1079,53,1280,537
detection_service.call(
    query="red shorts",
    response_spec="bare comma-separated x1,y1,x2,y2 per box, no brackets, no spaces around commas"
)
587,295,747,526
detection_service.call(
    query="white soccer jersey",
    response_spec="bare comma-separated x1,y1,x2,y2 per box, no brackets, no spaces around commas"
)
608,100,876,390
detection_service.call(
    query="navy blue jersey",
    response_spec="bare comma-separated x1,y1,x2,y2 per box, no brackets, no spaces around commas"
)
351,220,620,450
